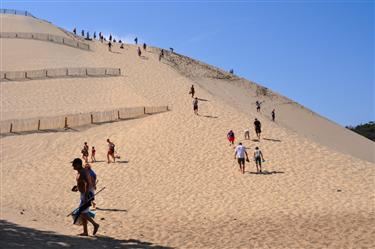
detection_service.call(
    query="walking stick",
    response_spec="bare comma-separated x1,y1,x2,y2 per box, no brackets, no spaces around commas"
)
67,187,106,217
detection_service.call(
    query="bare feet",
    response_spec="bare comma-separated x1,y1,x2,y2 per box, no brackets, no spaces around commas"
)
93,224,100,235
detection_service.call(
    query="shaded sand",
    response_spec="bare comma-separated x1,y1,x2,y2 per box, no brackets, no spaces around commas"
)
1,13,374,249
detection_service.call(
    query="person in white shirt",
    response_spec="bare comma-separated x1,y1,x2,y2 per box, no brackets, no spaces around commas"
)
253,146,265,173
234,142,249,174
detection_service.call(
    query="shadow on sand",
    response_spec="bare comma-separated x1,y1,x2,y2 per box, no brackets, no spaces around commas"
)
116,160,129,164
249,170,284,175
201,115,218,119
0,220,173,249
1,113,168,138
96,207,128,212
0,128,78,138
263,138,282,142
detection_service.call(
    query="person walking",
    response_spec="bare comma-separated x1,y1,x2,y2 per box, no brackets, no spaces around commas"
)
143,43,147,50
189,85,195,98
159,49,165,61
234,142,249,174
81,142,89,163
256,101,261,113
91,146,96,163
254,118,262,140
106,139,115,163
84,163,97,210
71,158,99,236
227,130,235,146
271,109,275,122
108,41,112,52
193,97,199,115
253,147,265,173
134,37,138,44
137,47,142,57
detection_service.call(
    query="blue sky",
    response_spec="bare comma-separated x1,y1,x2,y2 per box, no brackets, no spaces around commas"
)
1,1,374,126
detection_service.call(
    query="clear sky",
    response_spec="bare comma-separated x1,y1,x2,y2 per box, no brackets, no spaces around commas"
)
1,0,374,126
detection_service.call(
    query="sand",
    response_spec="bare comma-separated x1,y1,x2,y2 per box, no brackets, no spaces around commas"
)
1,13,374,249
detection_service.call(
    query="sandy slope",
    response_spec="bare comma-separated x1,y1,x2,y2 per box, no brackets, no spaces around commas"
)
161,53,375,163
1,14,374,249
0,14,69,37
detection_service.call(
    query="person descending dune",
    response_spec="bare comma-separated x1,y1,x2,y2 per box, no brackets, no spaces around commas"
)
106,139,116,163
71,158,99,236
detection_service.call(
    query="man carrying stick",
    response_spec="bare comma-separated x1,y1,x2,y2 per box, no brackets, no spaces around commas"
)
71,158,100,236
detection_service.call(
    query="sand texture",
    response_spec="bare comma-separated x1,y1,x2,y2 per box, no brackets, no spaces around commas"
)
1,14,374,249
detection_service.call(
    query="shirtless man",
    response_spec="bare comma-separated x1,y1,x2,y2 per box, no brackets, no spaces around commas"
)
107,139,115,163
81,142,89,163
71,158,99,236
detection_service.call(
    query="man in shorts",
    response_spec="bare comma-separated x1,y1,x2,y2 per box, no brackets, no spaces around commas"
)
71,158,99,236
253,147,265,173
81,142,89,163
107,139,115,163
234,142,249,174
254,118,262,140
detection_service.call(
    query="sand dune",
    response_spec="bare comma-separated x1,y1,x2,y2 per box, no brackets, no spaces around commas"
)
1,13,374,249
0,14,69,37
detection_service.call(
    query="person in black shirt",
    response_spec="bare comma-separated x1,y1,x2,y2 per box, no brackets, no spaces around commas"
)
189,85,195,98
254,118,262,140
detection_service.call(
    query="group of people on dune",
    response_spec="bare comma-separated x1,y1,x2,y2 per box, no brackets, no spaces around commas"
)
80,139,117,164
69,81,277,237
189,84,274,175
70,138,119,236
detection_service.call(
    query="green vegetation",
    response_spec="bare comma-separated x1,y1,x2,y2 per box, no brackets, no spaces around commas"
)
346,121,375,141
